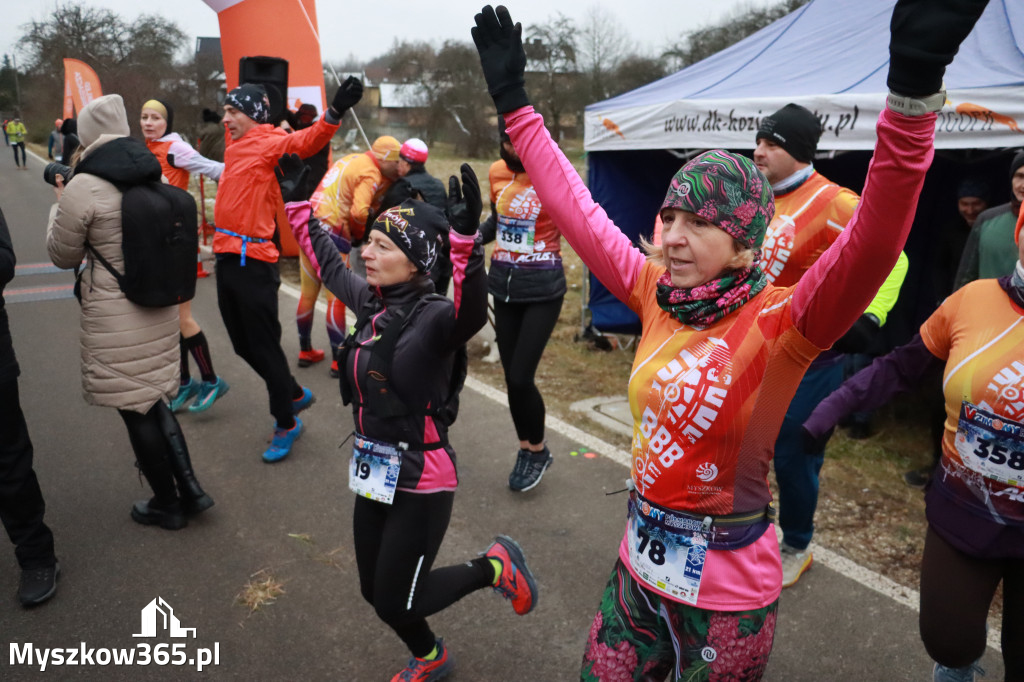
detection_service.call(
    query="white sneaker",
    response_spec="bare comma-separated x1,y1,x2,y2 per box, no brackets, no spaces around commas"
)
780,543,813,587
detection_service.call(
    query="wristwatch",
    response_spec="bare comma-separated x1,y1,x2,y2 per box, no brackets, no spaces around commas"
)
886,89,946,117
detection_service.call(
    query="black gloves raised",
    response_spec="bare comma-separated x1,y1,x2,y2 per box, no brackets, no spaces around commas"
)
274,153,310,204
472,5,529,114
446,163,482,236
887,0,990,97
330,76,364,118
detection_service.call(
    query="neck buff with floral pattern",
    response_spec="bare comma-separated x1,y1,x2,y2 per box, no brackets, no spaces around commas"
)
655,149,774,328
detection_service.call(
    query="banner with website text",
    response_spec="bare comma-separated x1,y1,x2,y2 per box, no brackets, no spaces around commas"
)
585,87,1024,152
63,59,103,119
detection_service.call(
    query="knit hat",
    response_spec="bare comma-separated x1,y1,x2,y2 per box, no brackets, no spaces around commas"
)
369,199,447,273
956,177,989,201
400,138,429,164
1010,151,1024,183
78,94,131,148
202,108,222,124
225,83,270,124
370,136,401,162
296,103,318,122
755,104,822,164
661,150,774,249
141,99,174,135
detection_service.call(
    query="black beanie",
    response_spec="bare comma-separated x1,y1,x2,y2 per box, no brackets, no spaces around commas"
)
756,104,822,163
225,83,270,124
1010,151,1024,182
369,199,447,274
158,100,174,135
202,108,222,124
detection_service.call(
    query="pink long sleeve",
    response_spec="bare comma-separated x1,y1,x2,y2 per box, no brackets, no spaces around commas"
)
504,107,646,305
284,201,321,275
792,108,935,347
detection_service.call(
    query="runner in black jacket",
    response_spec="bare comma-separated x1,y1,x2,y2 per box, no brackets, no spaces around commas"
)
276,154,538,681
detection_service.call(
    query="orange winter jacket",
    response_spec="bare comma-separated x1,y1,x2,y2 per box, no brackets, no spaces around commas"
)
310,151,391,241
213,117,338,263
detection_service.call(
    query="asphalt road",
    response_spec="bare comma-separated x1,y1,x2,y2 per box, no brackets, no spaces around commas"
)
0,145,1005,680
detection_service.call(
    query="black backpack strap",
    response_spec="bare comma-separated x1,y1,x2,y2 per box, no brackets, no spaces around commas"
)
337,298,394,406
84,240,126,291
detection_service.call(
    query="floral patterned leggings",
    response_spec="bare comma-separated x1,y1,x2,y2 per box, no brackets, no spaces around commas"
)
581,560,778,682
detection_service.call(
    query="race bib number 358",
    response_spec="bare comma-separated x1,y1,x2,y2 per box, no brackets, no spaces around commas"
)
955,401,1024,487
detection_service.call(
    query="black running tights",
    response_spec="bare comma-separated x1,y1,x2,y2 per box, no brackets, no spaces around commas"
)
919,525,1024,678
353,491,492,657
492,298,563,445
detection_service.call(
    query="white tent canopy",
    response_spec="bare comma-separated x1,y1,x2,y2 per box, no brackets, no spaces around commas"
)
584,0,1024,152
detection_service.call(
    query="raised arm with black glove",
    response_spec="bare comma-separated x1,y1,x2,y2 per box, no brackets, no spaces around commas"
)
274,153,311,204
472,5,529,114
446,163,482,236
328,76,364,120
885,0,989,114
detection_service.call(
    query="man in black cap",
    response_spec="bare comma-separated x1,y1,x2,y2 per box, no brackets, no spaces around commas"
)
954,151,1024,290
754,103,909,588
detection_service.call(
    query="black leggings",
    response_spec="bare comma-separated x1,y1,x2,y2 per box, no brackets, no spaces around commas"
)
492,297,563,445
919,525,1024,678
353,491,492,657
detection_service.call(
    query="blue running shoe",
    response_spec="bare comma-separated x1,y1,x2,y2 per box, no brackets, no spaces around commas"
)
168,378,200,412
263,418,303,463
293,386,316,413
188,377,230,413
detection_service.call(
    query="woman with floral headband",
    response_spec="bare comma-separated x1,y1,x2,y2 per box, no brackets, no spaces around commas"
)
471,2,986,678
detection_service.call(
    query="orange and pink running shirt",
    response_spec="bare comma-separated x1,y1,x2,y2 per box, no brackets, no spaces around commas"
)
761,171,859,287
503,104,936,610
487,159,562,267
922,279,1024,525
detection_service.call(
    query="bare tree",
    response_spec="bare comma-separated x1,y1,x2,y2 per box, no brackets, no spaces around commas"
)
18,2,189,137
664,0,810,69
525,14,584,140
577,5,631,104
422,41,493,157
607,55,669,99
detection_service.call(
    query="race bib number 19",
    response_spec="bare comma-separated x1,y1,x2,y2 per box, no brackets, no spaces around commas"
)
349,435,402,504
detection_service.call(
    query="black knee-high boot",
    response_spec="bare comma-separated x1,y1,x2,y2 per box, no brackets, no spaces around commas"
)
120,406,186,530
155,402,213,515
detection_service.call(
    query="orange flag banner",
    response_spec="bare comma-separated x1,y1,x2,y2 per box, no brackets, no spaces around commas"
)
63,58,103,117
202,0,327,113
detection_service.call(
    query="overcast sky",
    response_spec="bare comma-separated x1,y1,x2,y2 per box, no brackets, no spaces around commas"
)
3,0,778,66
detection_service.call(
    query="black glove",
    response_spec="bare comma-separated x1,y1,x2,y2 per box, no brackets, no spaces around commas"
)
274,153,310,204
831,314,881,355
802,425,836,455
472,5,529,114
446,163,482,236
887,0,990,96
330,76,364,118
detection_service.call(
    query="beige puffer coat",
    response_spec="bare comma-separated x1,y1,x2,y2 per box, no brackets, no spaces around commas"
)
47,96,179,414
